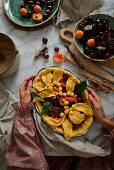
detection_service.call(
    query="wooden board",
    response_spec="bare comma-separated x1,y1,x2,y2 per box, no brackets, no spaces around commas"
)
59,28,114,84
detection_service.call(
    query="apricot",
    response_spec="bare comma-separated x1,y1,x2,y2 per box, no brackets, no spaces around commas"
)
34,5,41,13
75,30,84,39
33,13,42,22
20,8,27,16
87,39,95,47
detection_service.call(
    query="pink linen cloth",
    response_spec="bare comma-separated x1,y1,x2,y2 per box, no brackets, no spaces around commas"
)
6,102,49,170
6,101,114,170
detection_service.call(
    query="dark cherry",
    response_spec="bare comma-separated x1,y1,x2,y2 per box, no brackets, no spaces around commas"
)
43,13,48,20
41,0,45,6
77,96,83,103
49,108,53,113
51,97,57,100
54,47,59,52
31,4,35,10
101,41,106,47
23,0,28,3
36,1,40,5
90,52,96,59
108,26,112,32
99,31,103,36
84,47,90,54
96,41,101,46
51,0,55,5
100,36,105,41
108,45,114,53
42,37,48,44
29,0,34,5
46,1,51,6
98,23,103,29
27,11,32,18
46,9,50,15
53,107,60,114
84,20,88,25
20,4,25,8
47,5,52,11
44,53,49,59
104,30,109,36
105,53,111,60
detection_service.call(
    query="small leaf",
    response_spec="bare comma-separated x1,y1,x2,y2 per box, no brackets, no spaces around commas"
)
31,88,44,101
84,25,92,30
77,81,87,94
96,46,106,50
41,102,50,116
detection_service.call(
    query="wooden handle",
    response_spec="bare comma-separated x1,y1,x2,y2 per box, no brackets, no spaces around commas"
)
59,28,73,44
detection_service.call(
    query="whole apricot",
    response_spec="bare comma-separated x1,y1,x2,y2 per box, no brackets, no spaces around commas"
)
87,39,95,47
75,30,84,39
20,8,27,16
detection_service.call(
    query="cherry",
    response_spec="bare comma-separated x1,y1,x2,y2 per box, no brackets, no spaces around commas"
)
104,30,109,36
42,37,48,43
98,23,103,29
53,107,60,114
108,45,114,52
31,4,35,10
46,1,51,6
77,96,83,103
90,52,96,59
44,53,49,59
54,47,59,52
51,0,55,5
99,31,103,36
84,20,88,25
96,41,101,46
46,9,50,15
20,4,25,8
84,47,90,54
108,26,112,32
23,0,28,3
100,36,105,41
27,11,32,18
41,0,45,6
47,5,52,11
43,13,48,20
105,53,111,60
101,41,106,47
29,0,34,5
36,1,40,5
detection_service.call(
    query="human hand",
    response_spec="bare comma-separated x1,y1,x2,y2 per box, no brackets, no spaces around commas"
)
87,87,106,124
19,75,36,105
87,87,114,132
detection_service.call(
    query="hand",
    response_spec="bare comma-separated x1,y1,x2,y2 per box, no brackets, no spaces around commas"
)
87,87,114,131
19,75,36,104
87,87,106,124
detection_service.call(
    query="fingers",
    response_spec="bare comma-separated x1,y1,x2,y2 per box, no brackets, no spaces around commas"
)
87,87,101,102
26,75,36,82
88,94,98,108
20,75,35,92
20,79,28,91
27,80,33,91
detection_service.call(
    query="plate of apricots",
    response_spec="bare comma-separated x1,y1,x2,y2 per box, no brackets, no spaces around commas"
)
2,0,60,30
74,14,114,61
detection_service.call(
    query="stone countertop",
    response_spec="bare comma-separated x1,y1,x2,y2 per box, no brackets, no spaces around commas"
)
0,0,114,156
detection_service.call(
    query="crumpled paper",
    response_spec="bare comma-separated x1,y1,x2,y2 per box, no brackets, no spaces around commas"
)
53,0,103,28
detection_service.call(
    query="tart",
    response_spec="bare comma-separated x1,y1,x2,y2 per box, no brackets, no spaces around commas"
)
33,67,93,141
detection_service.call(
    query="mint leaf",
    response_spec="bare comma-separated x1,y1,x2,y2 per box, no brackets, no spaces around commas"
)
41,102,50,116
84,25,92,30
96,46,106,50
77,81,87,94
31,88,44,101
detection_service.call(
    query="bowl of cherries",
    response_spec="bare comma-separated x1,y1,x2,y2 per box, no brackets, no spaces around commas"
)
74,14,114,61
